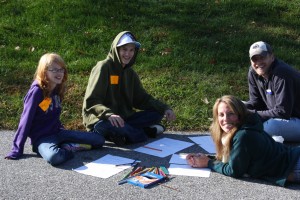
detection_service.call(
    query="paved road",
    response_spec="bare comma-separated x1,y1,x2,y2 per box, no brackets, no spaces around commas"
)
1,130,299,200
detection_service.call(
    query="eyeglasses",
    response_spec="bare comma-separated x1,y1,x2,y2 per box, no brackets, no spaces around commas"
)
47,68,65,73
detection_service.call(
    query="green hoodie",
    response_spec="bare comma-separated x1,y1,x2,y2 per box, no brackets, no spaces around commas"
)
82,31,170,131
208,113,300,187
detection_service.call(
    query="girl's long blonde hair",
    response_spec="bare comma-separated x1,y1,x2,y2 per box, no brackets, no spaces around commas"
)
34,53,68,99
209,95,248,162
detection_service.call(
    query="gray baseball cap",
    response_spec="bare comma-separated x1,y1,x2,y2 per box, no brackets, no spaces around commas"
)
249,41,272,58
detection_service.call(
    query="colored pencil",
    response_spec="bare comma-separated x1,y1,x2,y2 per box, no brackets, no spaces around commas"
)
159,166,169,175
130,166,143,176
158,168,166,177
158,183,180,191
143,145,162,152
115,160,140,166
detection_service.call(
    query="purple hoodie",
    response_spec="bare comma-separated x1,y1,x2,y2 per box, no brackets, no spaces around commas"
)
6,81,63,159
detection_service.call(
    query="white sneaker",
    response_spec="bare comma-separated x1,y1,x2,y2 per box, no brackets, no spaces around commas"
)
272,136,284,143
150,124,166,135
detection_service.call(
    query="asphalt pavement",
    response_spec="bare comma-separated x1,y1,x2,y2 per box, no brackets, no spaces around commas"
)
1,130,299,200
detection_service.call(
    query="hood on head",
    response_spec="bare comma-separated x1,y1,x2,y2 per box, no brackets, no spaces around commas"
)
108,31,141,68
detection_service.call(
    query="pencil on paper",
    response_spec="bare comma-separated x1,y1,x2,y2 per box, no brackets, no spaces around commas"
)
143,145,162,152
115,160,141,167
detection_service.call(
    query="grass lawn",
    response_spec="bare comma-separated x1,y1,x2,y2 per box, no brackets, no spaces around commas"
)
0,0,299,131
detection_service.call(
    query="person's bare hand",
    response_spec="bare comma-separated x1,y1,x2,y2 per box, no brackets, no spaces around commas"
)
186,153,209,168
108,115,125,127
164,109,176,122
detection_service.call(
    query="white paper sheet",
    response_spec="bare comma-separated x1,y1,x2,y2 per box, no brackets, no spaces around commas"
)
73,154,135,178
134,138,194,158
168,154,211,177
168,164,211,177
188,135,216,154
169,153,189,165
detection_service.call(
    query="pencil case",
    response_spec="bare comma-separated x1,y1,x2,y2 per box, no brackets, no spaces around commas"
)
126,172,165,188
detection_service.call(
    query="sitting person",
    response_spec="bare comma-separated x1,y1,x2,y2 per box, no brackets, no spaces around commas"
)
186,95,300,187
82,31,176,145
5,53,105,166
244,41,300,142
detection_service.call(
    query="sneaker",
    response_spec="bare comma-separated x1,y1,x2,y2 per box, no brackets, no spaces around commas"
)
272,136,284,143
144,124,166,138
108,132,127,146
150,124,165,134
143,127,157,138
61,143,91,152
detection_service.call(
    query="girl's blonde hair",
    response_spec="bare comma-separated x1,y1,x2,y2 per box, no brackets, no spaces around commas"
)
34,53,68,99
209,95,248,162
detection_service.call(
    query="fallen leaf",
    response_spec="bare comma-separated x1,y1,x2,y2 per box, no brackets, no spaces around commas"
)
160,48,172,55
202,97,209,104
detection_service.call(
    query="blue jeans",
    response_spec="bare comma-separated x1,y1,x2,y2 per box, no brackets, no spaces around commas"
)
34,129,105,166
263,117,300,142
93,110,163,143
291,156,300,183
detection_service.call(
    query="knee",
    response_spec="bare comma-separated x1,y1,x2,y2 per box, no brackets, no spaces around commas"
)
47,150,74,166
93,120,112,137
263,119,282,135
93,135,105,148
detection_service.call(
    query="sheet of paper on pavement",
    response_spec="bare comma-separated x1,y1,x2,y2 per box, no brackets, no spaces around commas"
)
134,138,194,158
168,154,211,177
188,135,216,154
73,154,134,178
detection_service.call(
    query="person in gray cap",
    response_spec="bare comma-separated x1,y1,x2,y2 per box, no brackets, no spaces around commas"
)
244,41,300,142
82,31,176,146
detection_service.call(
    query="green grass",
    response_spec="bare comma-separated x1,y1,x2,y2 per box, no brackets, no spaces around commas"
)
1,0,299,131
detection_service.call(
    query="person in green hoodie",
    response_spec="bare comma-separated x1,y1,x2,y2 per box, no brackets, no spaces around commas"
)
186,95,300,187
82,31,176,146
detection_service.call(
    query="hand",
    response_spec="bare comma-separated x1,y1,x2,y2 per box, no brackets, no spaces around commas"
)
164,109,176,122
108,115,125,127
186,153,209,168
